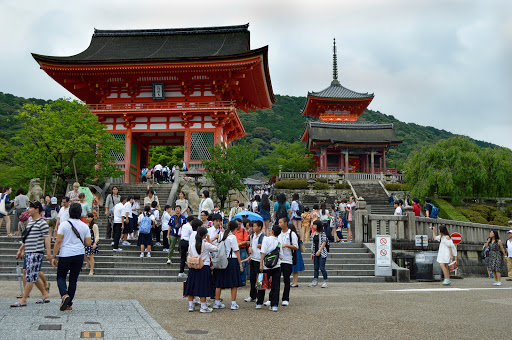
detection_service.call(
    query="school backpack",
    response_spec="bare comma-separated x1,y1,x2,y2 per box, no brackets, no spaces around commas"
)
251,233,265,246
19,211,30,222
263,242,281,268
211,240,229,269
296,200,305,216
276,203,288,220
139,214,152,234
141,168,148,177
427,203,439,219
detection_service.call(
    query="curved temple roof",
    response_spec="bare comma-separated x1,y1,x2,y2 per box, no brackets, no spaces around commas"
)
308,80,374,100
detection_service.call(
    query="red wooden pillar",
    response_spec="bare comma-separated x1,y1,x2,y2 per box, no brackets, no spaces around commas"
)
345,149,349,174
183,126,191,169
370,150,375,175
124,127,132,183
135,138,141,182
214,126,222,145
365,153,369,173
379,154,383,172
383,149,387,172
338,149,343,172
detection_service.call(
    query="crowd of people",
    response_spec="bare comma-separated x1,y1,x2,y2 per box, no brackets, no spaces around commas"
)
140,160,188,184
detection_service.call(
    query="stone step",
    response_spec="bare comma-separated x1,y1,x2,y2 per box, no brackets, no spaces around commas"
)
0,273,392,283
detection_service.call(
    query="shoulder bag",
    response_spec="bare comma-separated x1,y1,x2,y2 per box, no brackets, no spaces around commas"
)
187,243,205,269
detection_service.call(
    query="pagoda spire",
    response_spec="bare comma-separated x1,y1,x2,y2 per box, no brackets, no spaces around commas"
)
332,38,340,85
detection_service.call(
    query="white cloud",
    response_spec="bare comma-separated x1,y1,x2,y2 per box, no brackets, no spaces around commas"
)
0,0,510,148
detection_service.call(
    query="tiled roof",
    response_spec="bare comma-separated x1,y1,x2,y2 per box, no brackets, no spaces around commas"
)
305,121,401,144
308,80,374,99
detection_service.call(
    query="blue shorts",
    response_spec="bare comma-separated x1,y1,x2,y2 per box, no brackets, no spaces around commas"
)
292,217,302,221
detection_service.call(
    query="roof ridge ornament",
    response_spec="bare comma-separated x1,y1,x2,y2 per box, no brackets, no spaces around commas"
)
332,38,340,86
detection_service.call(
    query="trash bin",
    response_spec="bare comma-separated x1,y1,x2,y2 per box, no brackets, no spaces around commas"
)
415,251,442,281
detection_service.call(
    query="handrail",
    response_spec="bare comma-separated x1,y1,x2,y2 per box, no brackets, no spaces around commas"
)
89,101,235,112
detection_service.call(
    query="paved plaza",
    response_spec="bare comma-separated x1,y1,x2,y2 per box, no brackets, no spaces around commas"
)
1,278,511,339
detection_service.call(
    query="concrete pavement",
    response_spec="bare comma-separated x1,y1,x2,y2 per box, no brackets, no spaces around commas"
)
1,278,511,339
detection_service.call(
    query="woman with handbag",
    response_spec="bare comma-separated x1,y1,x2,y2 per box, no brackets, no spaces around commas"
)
184,226,217,313
431,225,454,286
0,186,13,236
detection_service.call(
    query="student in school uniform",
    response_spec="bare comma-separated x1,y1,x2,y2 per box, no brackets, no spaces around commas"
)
137,205,155,258
275,216,298,306
177,215,195,279
184,226,218,313
207,214,223,245
257,225,283,312
213,221,243,310
245,220,265,303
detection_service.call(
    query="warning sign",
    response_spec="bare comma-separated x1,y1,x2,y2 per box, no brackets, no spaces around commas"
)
375,235,392,276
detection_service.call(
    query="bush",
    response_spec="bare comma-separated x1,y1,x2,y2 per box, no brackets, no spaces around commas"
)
335,183,351,190
456,205,510,226
385,183,408,191
274,180,307,189
431,199,471,222
313,182,329,190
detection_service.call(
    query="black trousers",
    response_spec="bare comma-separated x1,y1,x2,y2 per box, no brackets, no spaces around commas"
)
56,254,84,306
153,226,161,243
179,239,189,273
281,263,292,302
162,230,169,249
257,267,281,307
106,214,113,239
112,223,122,249
249,260,260,300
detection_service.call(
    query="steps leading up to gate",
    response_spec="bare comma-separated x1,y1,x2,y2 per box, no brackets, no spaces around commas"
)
0,236,393,283
351,182,394,215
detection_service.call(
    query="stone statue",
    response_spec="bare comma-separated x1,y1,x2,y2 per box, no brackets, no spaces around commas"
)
180,176,201,215
27,178,44,203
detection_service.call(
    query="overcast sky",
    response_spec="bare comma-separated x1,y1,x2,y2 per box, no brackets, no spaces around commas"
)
1,0,510,148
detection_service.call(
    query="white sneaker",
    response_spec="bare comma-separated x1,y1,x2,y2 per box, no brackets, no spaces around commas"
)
140,253,144,258
282,300,289,306
244,297,255,302
188,306,195,312
494,281,502,286
113,248,123,252
166,259,172,265
255,304,262,309
146,253,151,258
200,307,213,313
156,242,162,246
111,241,114,246
321,282,328,288
213,303,225,309
162,248,169,252
177,273,187,279
269,306,278,312
230,303,240,310
309,280,318,287
263,300,271,306
122,241,131,246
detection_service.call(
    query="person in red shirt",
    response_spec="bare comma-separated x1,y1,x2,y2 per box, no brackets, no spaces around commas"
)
235,218,251,286
412,198,421,217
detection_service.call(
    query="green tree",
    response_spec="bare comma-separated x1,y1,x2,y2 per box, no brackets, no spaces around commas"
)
12,99,124,195
404,137,511,204
201,143,255,209
255,141,316,176
149,145,184,168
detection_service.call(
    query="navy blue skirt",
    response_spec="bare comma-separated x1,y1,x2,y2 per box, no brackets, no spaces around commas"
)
184,265,214,298
213,258,242,289
292,248,305,272
137,233,153,246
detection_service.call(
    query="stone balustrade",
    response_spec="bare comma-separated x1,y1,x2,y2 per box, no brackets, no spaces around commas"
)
355,205,511,244
278,171,405,183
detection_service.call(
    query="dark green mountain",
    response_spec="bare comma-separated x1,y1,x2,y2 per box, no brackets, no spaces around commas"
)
0,92,502,169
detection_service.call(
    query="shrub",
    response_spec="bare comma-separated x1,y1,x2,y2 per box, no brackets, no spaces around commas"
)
313,182,329,190
274,180,307,189
431,199,471,222
385,183,408,191
335,183,351,190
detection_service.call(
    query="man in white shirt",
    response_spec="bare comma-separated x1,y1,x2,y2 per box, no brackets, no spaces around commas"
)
154,163,163,183
258,225,282,311
506,230,512,281
207,214,223,245
121,196,133,246
112,197,127,251
160,205,172,252
228,200,242,221
276,217,298,306
55,197,70,236
394,202,402,216
245,220,265,303
178,216,194,278
51,203,91,311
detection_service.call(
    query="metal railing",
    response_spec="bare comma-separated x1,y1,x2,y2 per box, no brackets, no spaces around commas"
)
89,101,235,112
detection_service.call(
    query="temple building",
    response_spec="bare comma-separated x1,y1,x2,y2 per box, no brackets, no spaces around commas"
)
300,40,401,174
32,24,274,182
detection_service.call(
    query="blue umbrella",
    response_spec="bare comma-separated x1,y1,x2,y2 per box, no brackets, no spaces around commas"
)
232,211,263,222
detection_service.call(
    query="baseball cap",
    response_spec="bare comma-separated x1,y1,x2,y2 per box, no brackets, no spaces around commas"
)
50,197,58,204
29,201,44,212
508,230,512,234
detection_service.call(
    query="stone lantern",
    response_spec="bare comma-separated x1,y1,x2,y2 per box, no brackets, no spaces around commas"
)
385,171,392,183
328,178,337,196
338,170,345,184
307,179,316,195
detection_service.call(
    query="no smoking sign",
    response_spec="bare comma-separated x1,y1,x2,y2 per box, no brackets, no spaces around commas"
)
380,249,387,256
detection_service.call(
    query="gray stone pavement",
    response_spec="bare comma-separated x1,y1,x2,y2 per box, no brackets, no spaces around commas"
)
1,278,512,339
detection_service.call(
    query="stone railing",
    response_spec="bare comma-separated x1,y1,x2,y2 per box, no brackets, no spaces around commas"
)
278,171,405,183
353,202,511,244
278,172,339,180
346,173,383,181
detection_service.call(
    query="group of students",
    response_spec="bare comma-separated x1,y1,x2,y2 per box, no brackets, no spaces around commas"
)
141,160,188,184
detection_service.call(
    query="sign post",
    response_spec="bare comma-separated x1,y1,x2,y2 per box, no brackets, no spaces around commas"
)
415,235,428,250
375,235,392,276
451,232,462,245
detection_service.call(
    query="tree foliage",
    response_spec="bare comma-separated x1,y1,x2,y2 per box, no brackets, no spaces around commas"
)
10,99,124,195
149,145,184,168
201,143,255,209
405,137,512,203
255,141,316,176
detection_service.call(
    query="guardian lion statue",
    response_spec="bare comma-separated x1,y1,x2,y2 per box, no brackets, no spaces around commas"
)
180,176,201,215
27,178,44,203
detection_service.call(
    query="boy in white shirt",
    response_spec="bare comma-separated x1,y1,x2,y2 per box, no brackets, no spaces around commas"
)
394,202,402,216
160,205,172,252
207,214,223,245
121,196,133,246
150,201,161,246
112,197,127,251
130,195,141,240
276,217,298,306
257,225,282,311
245,220,265,303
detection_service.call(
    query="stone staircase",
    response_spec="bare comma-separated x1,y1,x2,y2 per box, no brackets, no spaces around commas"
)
0,236,394,283
351,182,394,215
